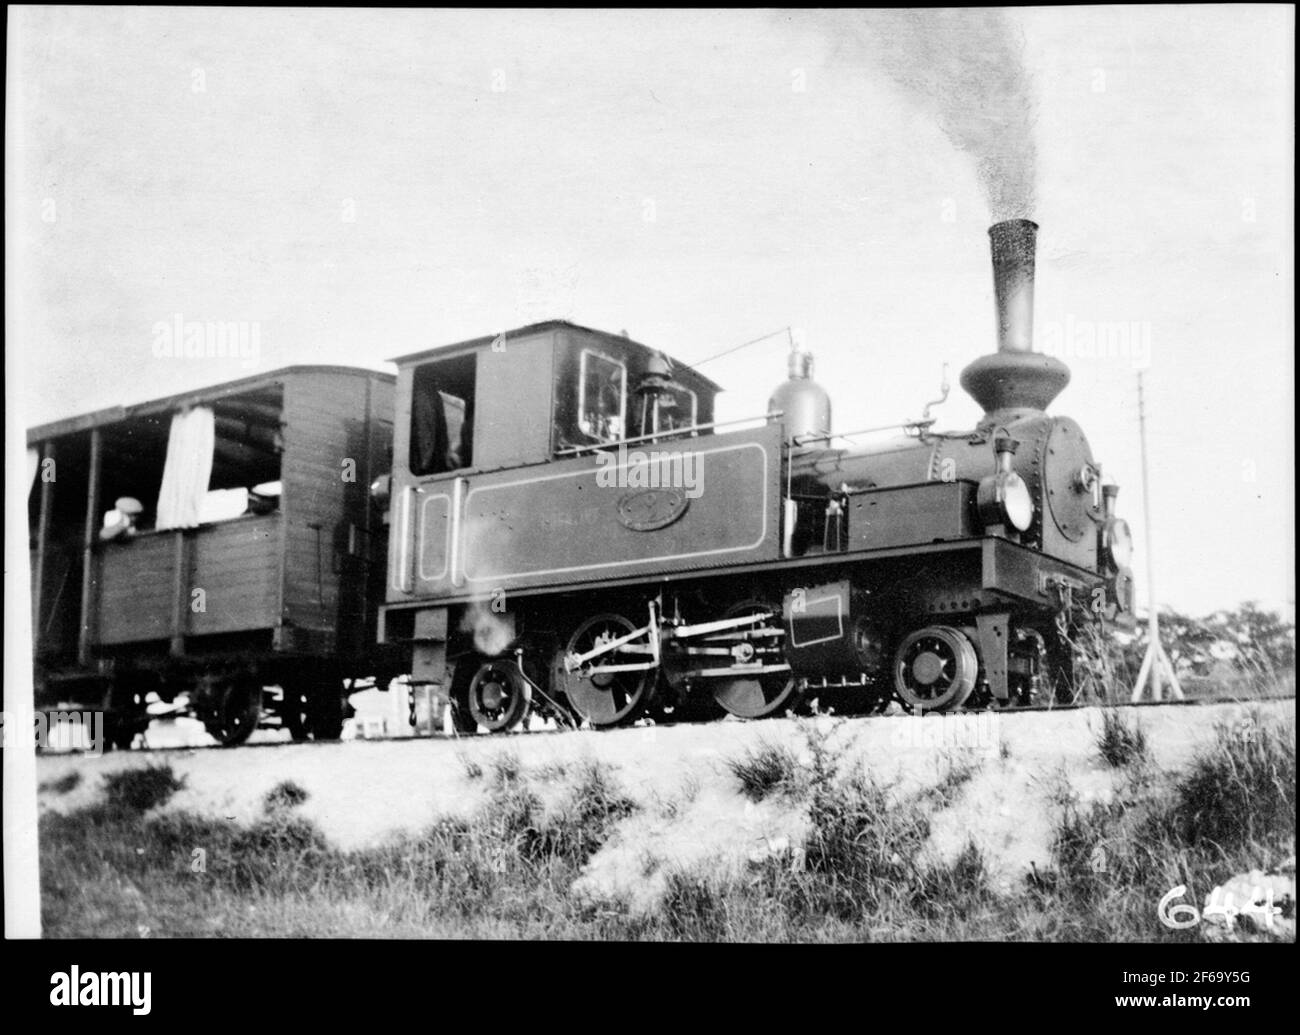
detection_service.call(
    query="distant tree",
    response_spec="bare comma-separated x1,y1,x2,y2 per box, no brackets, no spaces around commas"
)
1120,602,1295,677
1162,609,1222,676
1214,601,1296,672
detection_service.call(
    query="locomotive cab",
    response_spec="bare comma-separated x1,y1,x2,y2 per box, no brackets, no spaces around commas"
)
394,321,718,480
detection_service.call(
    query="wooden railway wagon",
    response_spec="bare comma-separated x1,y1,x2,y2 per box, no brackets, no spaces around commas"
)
27,365,396,746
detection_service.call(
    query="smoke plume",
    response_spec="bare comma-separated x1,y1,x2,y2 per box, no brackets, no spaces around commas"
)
832,9,1038,221
461,600,516,657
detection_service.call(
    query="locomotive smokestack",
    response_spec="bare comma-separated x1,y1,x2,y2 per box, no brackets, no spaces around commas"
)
960,219,1070,420
990,218,1038,353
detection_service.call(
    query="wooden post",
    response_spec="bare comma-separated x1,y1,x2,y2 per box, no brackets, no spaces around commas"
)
32,440,55,644
77,428,102,668
170,530,188,657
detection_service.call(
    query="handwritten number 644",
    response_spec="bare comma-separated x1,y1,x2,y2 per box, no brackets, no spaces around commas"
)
1158,884,1281,931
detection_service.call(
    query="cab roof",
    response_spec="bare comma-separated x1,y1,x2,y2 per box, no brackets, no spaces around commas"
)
386,319,723,394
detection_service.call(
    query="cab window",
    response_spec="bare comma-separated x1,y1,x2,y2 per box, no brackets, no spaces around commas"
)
410,354,476,476
653,382,698,434
576,349,626,444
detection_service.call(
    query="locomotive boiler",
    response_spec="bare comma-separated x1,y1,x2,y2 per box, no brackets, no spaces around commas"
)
377,219,1136,732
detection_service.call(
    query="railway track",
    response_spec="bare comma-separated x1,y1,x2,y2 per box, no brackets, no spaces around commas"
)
40,691,1295,755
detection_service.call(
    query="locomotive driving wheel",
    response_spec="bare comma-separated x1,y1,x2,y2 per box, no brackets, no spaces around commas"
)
554,613,656,728
711,601,801,720
893,626,979,713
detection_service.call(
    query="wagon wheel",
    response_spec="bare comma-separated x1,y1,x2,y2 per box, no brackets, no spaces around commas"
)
553,613,656,728
281,674,345,740
711,601,802,719
105,676,152,750
466,659,531,733
893,626,978,713
281,685,311,742
308,688,345,740
200,674,262,746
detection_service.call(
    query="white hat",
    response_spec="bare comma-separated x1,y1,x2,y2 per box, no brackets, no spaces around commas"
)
114,497,143,515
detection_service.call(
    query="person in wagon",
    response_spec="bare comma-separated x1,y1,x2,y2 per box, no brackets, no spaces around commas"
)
99,496,143,541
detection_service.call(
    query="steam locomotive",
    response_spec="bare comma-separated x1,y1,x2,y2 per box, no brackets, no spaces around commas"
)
27,219,1135,743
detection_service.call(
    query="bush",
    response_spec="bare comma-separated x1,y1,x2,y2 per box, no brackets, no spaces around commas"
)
102,764,185,813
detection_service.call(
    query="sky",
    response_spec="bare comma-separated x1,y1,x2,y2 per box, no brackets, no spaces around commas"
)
6,5,1294,618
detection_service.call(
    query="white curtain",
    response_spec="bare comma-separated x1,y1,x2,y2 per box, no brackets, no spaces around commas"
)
155,406,215,530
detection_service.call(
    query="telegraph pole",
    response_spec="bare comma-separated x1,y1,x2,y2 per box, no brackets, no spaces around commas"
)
1131,370,1184,701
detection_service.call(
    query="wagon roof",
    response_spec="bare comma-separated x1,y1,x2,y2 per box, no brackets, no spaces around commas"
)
386,319,723,393
26,364,394,445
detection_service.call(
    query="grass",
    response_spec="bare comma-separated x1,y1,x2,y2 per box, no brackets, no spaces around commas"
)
263,780,310,813
726,740,800,802
1096,708,1150,768
926,752,983,808
41,755,641,938
1043,708,1295,940
1166,709,1295,851
39,772,82,795
488,751,522,786
38,703,1297,941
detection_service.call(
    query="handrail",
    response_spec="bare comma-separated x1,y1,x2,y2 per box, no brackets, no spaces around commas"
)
556,411,784,456
790,418,937,449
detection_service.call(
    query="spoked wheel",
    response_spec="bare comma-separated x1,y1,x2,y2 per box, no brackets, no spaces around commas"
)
198,673,262,746
711,601,801,719
554,613,656,728
467,659,531,733
893,626,979,713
